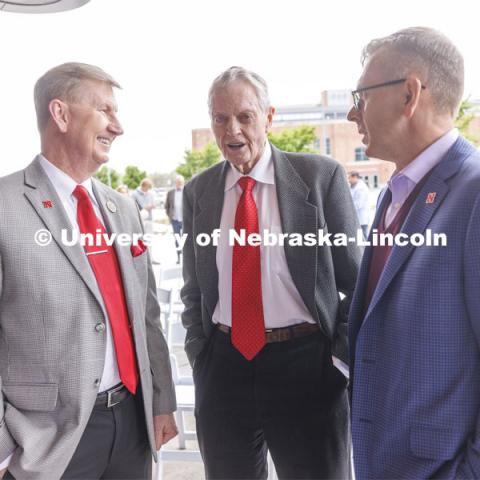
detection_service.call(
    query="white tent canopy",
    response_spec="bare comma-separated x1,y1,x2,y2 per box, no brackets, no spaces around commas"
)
0,0,90,13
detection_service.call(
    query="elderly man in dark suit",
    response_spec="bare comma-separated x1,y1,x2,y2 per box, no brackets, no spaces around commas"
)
181,66,361,479
348,27,480,479
0,62,177,479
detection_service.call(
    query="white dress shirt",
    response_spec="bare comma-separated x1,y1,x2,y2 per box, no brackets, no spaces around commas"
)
173,189,183,221
38,155,121,392
212,142,315,328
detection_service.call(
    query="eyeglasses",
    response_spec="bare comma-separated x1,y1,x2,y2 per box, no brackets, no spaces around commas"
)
351,78,426,110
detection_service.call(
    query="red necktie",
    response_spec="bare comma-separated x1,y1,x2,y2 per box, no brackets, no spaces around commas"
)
73,185,138,393
231,176,266,360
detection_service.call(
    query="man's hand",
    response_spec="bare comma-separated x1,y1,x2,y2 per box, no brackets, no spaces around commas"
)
0,467,7,479
154,413,178,450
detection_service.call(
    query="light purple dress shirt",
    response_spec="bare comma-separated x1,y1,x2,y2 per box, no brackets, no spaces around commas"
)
385,129,459,228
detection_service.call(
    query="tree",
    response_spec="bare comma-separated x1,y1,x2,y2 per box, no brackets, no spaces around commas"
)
94,166,120,189
268,125,318,153
122,165,147,190
177,142,221,180
456,99,480,146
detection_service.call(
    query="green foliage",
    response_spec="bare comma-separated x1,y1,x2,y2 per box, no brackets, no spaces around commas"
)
122,165,147,190
94,166,120,189
456,99,480,146
268,125,318,153
177,142,221,180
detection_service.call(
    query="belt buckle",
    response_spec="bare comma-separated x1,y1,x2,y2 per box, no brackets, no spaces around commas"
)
106,384,123,408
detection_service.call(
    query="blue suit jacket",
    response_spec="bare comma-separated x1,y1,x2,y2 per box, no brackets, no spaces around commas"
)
349,137,480,479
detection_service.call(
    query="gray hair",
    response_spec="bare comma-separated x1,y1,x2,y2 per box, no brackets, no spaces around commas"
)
207,66,270,116
361,27,464,115
34,62,121,132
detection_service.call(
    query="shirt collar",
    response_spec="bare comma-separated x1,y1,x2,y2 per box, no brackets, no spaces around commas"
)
38,154,97,205
389,128,459,189
224,142,274,192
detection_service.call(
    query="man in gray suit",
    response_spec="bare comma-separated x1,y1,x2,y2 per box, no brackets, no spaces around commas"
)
0,63,177,479
181,66,361,479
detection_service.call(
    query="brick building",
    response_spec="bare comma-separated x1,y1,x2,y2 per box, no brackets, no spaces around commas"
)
192,91,480,188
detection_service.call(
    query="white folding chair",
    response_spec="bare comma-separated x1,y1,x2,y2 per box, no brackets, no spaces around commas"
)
167,319,187,348
158,265,182,285
169,354,196,449
156,287,175,334
152,355,200,480
169,353,193,386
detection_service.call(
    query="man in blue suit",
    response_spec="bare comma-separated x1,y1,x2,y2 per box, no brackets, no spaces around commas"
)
347,27,480,479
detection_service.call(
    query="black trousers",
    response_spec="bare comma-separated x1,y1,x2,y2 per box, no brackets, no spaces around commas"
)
6,390,151,480
62,390,151,479
194,329,350,480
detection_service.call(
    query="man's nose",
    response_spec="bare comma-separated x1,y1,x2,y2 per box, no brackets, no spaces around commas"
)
109,115,124,136
347,106,358,123
225,117,241,135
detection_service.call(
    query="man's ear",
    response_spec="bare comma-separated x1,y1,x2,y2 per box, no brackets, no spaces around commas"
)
48,99,70,133
266,106,275,131
403,76,423,118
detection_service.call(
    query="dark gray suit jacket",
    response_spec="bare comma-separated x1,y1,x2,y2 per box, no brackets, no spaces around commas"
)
181,144,361,366
165,188,176,221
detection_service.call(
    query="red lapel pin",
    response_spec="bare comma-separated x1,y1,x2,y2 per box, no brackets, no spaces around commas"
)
426,192,436,204
42,200,53,209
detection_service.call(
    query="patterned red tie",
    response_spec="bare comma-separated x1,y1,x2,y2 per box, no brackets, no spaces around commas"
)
231,176,266,360
73,185,138,393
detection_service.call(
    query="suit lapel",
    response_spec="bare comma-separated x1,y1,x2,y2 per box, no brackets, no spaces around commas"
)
349,187,391,355
92,180,139,323
23,157,106,312
273,146,319,321
195,163,229,316
364,137,476,320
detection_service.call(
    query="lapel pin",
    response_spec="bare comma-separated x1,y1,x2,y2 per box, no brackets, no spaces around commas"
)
426,192,436,204
42,200,53,209
106,200,117,213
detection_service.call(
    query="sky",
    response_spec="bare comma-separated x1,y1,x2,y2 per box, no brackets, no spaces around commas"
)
0,0,478,177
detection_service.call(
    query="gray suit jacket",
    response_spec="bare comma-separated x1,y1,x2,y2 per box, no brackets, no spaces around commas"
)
165,189,175,221
181,144,361,367
0,157,176,479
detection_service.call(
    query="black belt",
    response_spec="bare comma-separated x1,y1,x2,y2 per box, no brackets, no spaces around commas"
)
217,322,320,343
95,383,130,408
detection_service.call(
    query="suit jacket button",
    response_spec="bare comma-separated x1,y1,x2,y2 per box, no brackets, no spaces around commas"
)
95,323,106,332
94,379,100,387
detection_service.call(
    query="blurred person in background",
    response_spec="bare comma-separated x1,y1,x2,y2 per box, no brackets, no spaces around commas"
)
165,174,185,264
348,171,370,238
132,178,155,234
116,184,130,196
